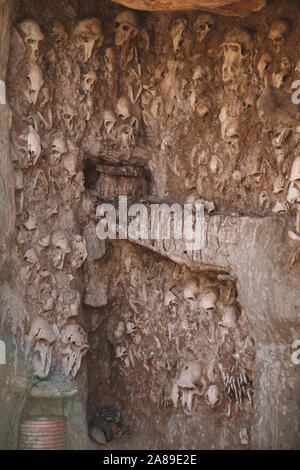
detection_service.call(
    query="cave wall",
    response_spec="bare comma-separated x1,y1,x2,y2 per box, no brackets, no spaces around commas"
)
0,0,15,273
0,0,300,449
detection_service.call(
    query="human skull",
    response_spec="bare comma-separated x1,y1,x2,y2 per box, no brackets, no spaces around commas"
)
120,124,136,148
206,384,220,406
39,279,57,311
199,287,219,310
177,361,203,388
19,19,44,62
58,289,81,320
219,304,239,328
141,83,156,110
82,70,97,94
60,322,89,377
24,212,38,230
70,235,87,269
50,133,68,165
169,17,188,54
26,317,56,379
221,28,252,83
183,278,200,311
38,225,51,248
24,247,39,264
268,19,290,52
272,57,292,89
219,105,240,152
27,125,41,166
61,103,77,134
194,13,214,43
116,96,132,120
74,18,104,62
25,62,44,105
114,10,139,47
51,230,70,270
104,109,117,134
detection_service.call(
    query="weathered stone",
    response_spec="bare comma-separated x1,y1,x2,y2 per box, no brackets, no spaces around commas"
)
111,0,266,16
0,0,15,272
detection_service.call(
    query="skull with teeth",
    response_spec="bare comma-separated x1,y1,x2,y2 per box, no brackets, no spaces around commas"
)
60,322,89,378
268,19,290,52
221,27,252,83
114,10,139,47
25,62,44,105
51,230,70,270
26,317,56,379
74,18,104,63
19,19,44,62
82,70,97,94
194,13,214,44
171,361,205,414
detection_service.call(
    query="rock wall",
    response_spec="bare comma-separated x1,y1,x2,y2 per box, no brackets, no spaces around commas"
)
0,0,15,273
1,0,300,449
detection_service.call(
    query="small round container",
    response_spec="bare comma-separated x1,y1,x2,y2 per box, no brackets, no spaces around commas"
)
18,416,66,450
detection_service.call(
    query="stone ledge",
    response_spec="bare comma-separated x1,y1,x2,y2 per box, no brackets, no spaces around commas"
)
111,0,267,16
10,375,78,398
